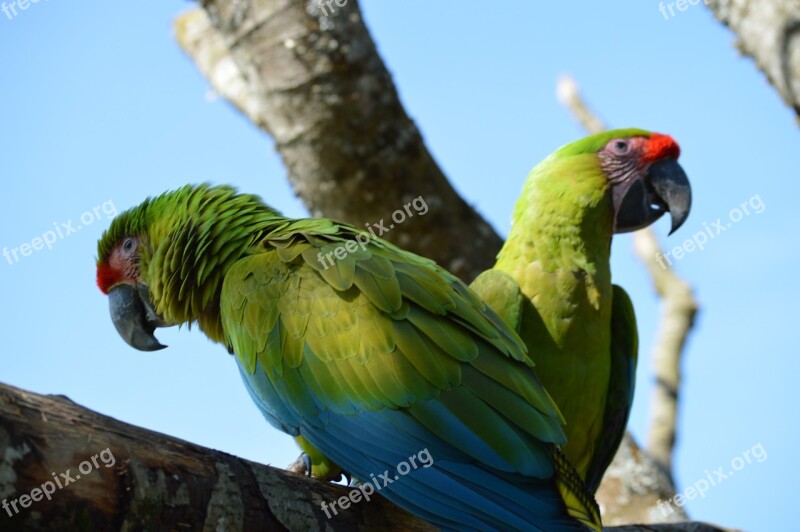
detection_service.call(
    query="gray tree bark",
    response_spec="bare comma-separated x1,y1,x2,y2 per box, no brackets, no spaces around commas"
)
706,0,800,121
176,0,502,282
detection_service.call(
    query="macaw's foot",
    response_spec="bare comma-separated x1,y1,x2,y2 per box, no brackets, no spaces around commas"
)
287,452,348,483
287,452,314,476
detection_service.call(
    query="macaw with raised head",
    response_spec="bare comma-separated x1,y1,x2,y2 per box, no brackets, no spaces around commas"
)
96,184,602,531
471,128,691,493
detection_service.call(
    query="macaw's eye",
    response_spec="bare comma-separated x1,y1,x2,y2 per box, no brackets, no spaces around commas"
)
613,140,629,155
123,238,135,253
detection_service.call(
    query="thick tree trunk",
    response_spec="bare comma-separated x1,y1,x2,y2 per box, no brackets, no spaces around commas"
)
706,0,800,121
0,382,728,531
175,0,503,282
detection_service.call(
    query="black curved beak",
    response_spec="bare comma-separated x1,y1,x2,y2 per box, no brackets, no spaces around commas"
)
613,158,692,235
108,284,168,351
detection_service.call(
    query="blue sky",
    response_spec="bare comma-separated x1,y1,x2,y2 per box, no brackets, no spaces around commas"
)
1,2,796,530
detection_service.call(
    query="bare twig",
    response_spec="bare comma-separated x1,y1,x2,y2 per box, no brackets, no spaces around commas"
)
634,228,698,474
556,75,607,134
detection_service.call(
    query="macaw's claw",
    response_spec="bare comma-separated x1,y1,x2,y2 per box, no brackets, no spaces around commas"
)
286,452,313,477
287,453,354,484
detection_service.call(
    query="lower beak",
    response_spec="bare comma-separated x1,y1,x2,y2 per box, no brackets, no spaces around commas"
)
108,284,167,351
613,158,692,235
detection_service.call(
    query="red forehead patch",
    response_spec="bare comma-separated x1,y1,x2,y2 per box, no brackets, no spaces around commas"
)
643,133,680,163
96,263,122,295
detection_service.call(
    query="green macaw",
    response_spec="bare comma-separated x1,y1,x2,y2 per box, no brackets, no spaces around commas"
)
471,129,691,493
95,184,601,531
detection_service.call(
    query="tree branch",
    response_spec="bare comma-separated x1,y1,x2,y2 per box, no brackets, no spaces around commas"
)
705,0,800,122
0,381,433,531
0,382,728,531
634,230,698,475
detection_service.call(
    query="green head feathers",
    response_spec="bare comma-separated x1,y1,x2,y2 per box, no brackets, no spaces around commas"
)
552,128,653,158
97,184,280,267
96,184,285,344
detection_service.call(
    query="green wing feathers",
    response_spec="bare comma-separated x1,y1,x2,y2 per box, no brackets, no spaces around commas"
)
220,221,567,465
552,446,603,531
584,284,638,493
470,269,525,333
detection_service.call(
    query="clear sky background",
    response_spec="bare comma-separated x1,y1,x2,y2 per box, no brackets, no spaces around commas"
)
1,2,796,530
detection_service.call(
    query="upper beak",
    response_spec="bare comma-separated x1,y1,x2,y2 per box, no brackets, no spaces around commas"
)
108,284,168,351
613,158,692,235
